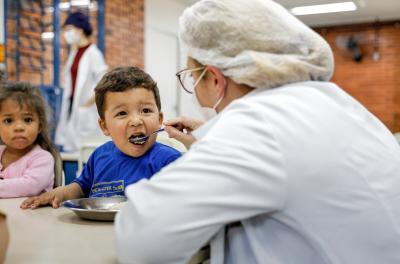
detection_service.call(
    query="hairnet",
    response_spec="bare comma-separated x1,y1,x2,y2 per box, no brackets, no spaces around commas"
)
179,0,334,89
64,11,92,36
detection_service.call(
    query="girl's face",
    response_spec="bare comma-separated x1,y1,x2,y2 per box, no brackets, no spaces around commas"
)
99,88,163,158
0,99,40,152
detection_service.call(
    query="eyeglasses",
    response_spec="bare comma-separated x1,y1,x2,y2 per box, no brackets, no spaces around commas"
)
176,66,207,94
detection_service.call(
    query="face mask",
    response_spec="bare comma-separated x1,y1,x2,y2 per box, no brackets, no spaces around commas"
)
192,88,225,121
63,29,80,45
190,67,226,120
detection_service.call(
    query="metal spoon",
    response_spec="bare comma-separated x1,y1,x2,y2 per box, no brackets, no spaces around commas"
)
128,128,165,144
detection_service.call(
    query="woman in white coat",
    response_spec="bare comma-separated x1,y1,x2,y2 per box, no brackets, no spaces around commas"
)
55,11,108,152
115,1,400,263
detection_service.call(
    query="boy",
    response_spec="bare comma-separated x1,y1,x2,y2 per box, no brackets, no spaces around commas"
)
21,67,181,209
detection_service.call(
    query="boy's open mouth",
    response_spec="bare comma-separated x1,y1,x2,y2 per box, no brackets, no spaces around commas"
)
128,133,147,145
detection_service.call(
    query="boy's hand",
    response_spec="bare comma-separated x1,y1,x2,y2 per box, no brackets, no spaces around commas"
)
164,117,204,149
20,187,65,209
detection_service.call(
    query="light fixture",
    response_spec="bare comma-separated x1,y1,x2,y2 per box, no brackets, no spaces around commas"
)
59,2,71,11
46,1,97,12
41,32,54,40
291,2,357,16
70,0,91,7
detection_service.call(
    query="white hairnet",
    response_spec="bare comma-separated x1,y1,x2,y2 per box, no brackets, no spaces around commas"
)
179,0,334,89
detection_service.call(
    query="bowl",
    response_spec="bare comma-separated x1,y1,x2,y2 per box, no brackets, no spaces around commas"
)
62,196,128,221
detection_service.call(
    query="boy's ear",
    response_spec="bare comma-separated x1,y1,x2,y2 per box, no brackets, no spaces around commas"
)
98,118,110,136
158,112,163,124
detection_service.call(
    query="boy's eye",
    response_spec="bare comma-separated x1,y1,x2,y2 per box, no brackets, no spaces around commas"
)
24,117,33,123
3,118,12,124
116,111,127,117
142,108,153,114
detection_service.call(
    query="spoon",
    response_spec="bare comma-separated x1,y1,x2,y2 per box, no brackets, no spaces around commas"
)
128,128,165,144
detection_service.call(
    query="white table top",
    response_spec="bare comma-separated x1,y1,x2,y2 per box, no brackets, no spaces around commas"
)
0,198,117,264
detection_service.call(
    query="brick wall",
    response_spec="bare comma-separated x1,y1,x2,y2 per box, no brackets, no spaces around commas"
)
104,0,144,69
315,22,400,132
7,0,144,85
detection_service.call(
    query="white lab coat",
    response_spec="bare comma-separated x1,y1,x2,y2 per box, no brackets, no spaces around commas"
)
55,44,108,152
115,81,400,264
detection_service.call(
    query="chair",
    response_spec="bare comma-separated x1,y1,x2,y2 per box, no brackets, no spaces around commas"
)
53,152,64,187
187,246,210,264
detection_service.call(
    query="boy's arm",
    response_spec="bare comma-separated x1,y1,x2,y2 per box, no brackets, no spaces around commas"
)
20,183,84,209
0,211,8,263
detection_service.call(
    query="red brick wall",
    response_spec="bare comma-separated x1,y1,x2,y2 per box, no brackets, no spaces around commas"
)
6,0,144,85
315,22,400,132
104,0,144,69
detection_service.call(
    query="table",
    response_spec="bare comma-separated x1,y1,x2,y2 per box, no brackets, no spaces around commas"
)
0,198,117,264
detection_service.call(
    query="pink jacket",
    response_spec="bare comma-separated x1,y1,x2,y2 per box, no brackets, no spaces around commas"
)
0,145,54,198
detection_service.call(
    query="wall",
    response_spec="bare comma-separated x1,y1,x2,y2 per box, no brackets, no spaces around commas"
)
144,0,202,121
315,22,400,132
105,0,144,69
6,0,145,86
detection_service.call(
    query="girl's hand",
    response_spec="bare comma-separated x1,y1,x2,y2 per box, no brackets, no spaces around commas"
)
20,187,65,209
163,117,204,149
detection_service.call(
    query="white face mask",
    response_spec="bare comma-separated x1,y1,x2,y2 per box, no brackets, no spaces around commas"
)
187,66,226,120
192,86,225,121
63,29,81,45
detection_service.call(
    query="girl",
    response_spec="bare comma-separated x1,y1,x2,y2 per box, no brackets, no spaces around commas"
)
0,82,61,198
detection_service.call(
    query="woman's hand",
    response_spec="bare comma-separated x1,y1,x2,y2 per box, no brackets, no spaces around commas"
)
163,117,204,149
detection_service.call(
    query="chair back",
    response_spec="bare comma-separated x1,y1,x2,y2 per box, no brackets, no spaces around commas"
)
77,135,110,176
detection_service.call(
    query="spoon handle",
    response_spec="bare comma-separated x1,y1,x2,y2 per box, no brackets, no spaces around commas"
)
152,128,165,135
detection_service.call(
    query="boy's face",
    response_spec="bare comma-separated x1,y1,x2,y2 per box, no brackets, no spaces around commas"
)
99,88,163,158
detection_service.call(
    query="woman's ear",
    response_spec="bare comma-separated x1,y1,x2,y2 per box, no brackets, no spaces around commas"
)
98,118,110,136
206,66,226,97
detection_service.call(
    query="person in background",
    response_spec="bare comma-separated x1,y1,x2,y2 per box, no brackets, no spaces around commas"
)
0,210,8,263
0,83,60,198
55,11,108,152
21,67,181,208
115,0,400,263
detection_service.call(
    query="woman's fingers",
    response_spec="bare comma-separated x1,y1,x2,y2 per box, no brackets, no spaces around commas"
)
164,126,196,149
164,116,204,131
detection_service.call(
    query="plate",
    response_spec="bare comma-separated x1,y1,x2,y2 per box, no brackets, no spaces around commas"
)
62,196,128,221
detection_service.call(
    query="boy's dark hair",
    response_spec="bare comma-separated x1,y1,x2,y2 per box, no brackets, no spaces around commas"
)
0,82,61,187
94,66,161,119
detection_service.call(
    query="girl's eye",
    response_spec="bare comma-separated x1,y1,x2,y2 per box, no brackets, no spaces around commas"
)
116,111,127,117
3,118,12,124
24,117,33,123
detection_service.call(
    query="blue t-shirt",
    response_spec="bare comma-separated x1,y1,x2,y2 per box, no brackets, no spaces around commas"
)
73,141,181,197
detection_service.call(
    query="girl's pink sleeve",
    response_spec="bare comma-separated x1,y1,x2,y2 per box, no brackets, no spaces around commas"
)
0,151,55,198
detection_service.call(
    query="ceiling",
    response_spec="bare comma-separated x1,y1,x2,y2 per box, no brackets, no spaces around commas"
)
180,0,400,27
